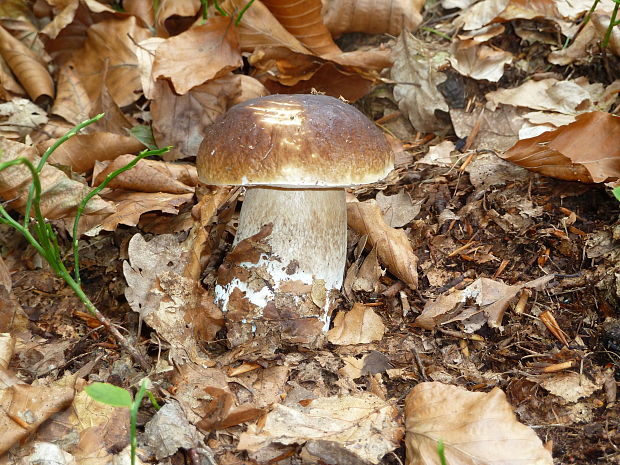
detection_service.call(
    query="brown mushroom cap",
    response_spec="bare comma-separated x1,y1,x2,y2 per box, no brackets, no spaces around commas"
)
197,94,394,187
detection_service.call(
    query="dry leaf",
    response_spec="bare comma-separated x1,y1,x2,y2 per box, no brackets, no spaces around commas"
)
151,74,244,160
152,16,242,94
0,98,47,138
415,274,555,330
43,132,145,173
501,111,620,183
405,382,553,465
327,303,385,345
222,0,310,53
123,233,223,361
391,32,449,133
252,46,375,100
322,0,423,37
538,372,601,403
0,138,114,219
261,0,340,55
155,0,200,37
449,42,512,82
0,24,53,104
485,77,602,114
417,140,456,166
376,189,421,228
54,16,150,122
347,199,418,289
93,155,198,194
238,393,403,464
100,190,194,231
0,374,75,455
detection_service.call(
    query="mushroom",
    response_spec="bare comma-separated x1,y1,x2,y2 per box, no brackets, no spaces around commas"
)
197,94,394,345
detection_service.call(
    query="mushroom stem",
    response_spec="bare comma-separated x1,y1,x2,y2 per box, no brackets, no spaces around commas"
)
235,187,347,290
214,187,346,342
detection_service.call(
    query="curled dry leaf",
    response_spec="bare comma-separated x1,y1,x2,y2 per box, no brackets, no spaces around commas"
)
136,37,165,100
261,0,341,55
41,0,79,39
501,111,620,183
99,190,194,231
153,16,243,95
251,46,375,101
222,0,310,53
238,393,403,464
322,0,423,37
0,24,53,104
449,41,512,82
155,0,200,37
405,382,553,465
93,155,198,194
347,199,418,289
327,303,385,345
43,132,145,173
0,138,114,219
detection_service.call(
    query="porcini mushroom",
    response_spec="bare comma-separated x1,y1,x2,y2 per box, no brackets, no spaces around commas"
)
197,94,394,345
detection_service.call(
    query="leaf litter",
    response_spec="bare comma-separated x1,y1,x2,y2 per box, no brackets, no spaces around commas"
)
0,0,619,464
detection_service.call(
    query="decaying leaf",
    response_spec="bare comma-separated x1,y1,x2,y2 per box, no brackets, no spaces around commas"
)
415,274,555,330
405,382,553,465
347,199,418,289
144,401,203,460
238,393,403,464
0,98,47,138
376,189,421,228
123,233,224,360
327,303,385,345
391,32,449,133
449,42,512,82
538,372,602,403
501,111,620,183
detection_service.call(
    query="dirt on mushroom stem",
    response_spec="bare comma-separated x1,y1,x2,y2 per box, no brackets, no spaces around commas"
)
215,186,346,346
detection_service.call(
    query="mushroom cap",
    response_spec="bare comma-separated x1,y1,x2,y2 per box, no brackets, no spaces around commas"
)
197,94,394,187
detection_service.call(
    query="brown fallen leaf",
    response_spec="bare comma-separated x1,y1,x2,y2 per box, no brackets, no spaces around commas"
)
43,132,145,173
54,16,149,123
222,0,310,53
261,0,341,55
123,233,223,360
322,0,423,37
0,371,75,455
152,16,242,94
100,191,194,231
405,382,553,465
238,393,403,464
327,303,385,345
155,0,200,37
0,23,53,104
501,111,620,183
0,138,114,220
347,199,418,289
391,32,449,133
93,155,198,194
414,274,555,330
151,74,247,160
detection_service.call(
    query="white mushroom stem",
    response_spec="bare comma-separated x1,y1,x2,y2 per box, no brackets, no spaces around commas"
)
215,187,347,324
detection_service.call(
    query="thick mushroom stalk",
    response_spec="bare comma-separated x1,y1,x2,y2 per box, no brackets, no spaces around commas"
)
214,187,346,345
